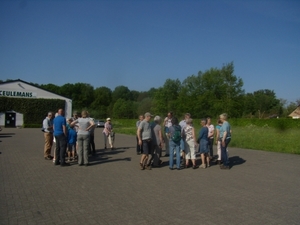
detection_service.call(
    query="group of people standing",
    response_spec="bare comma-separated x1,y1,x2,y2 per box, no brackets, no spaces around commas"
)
43,109,231,170
42,109,114,167
137,111,231,170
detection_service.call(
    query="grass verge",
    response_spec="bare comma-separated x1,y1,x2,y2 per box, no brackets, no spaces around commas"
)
112,119,300,154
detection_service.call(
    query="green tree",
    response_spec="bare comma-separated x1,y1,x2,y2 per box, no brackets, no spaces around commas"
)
40,83,61,95
112,86,132,103
112,99,135,118
252,89,280,118
91,86,112,119
152,79,181,115
178,62,244,118
136,97,153,116
243,93,256,117
130,90,140,101
60,83,94,110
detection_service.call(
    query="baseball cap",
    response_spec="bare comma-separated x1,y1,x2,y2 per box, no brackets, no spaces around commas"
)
144,112,153,117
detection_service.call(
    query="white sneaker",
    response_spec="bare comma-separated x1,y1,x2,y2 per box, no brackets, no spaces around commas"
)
200,164,206,169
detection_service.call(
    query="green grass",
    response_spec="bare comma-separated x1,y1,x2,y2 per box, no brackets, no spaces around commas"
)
112,119,300,154
229,126,300,154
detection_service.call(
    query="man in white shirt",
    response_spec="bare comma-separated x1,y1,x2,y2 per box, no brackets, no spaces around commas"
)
43,112,54,160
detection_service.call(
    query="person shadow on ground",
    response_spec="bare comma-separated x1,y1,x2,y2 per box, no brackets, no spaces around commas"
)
229,156,246,168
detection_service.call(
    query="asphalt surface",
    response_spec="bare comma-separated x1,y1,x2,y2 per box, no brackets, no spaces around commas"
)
0,128,299,225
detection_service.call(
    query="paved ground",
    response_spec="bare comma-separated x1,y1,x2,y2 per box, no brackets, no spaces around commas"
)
0,128,299,225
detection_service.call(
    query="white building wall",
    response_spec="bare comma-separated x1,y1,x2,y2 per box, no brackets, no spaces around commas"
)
15,112,23,126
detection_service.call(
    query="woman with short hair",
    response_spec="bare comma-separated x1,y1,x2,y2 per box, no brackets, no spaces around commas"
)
151,116,164,167
197,118,210,168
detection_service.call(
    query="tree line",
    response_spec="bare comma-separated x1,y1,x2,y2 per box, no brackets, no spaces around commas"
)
2,62,299,119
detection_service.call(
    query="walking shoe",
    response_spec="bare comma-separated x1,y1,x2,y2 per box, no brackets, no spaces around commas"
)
220,165,230,170
145,165,152,170
200,164,206,169
207,163,210,168
139,163,144,170
192,165,199,169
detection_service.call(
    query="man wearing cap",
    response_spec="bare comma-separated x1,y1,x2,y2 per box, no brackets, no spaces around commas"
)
137,112,153,170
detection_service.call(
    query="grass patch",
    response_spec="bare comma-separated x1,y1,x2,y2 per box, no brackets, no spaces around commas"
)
230,125,299,154
112,119,300,154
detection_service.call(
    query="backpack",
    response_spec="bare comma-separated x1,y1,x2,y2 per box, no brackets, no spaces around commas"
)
171,125,181,142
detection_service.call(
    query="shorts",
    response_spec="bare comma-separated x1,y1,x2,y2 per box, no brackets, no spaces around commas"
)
68,143,76,152
142,139,152,155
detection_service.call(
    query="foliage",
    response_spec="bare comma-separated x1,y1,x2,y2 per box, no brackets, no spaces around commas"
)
174,62,244,118
112,86,133,102
5,63,297,120
90,86,112,118
136,97,153,117
112,99,135,119
152,79,181,115
0,97,65,125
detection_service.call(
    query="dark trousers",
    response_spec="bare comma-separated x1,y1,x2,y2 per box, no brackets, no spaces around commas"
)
89,134,95,154
55,134,67,164
221,138,231,166
208,138,214,158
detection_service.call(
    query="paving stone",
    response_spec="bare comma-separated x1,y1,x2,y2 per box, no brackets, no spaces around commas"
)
0,128,300,224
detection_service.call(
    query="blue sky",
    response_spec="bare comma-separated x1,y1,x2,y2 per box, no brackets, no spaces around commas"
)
0,0,299,103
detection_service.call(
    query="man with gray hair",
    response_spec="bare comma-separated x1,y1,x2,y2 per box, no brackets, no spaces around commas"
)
150,115,164,167
42,112,54,160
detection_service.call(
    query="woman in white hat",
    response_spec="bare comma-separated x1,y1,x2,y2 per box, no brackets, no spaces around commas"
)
102,118,114,149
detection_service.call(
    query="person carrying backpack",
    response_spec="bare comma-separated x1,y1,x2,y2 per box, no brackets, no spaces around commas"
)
168,117,182,170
